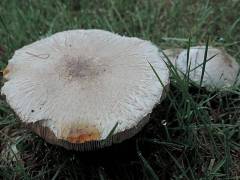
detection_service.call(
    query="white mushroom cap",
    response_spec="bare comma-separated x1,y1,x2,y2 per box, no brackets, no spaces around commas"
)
1,29,169,150
174,46,240,89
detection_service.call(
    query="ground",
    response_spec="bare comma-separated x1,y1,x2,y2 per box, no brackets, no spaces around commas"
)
0,0,240,179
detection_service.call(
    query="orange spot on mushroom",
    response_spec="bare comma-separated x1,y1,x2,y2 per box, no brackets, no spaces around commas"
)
66,127,100,143
2,67,10,77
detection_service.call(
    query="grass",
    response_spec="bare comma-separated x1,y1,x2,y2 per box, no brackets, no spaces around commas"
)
0,0,240,179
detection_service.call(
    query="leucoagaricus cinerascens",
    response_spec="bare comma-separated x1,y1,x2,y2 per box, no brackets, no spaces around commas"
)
1,29,169,151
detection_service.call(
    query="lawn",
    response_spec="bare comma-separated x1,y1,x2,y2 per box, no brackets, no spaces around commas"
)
0,0,240,179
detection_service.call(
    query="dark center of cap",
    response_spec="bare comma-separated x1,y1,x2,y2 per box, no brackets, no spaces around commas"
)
59,54,106,81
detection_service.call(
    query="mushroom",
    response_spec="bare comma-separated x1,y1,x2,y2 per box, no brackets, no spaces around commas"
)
169,46,240,90
1,29,169,151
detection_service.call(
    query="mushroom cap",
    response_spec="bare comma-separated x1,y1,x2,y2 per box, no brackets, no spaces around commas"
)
175,46,240,89
1,29,169,151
